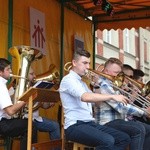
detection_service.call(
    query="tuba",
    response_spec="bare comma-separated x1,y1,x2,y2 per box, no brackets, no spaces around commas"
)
9,45,43,117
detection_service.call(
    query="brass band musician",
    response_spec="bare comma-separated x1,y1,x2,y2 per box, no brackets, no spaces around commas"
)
23,67,61,141
59,49,131,150
0,58,37,150
95,58,150,150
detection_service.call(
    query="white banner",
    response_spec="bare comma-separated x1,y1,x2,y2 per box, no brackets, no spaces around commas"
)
30,7,46,55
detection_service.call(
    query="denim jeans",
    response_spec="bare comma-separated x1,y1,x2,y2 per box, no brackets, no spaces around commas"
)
0,118,37,150
105,119,145,150
136,120,150,150
34,117,60,140
65,121,130,150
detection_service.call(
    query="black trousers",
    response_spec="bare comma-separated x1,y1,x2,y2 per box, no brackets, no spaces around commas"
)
0,118,37,150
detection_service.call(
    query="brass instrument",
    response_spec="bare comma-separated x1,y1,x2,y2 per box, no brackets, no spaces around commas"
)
125,75,150,97
10,74,27,79
10,64,60,112
64,62,72,72
31,64,60,111
88,69,124,87
35,64,60,82
121,74,150,109
9,45,43,118
96,64,104,72
90,70,150,113
64,62,123,87
64,62,150,114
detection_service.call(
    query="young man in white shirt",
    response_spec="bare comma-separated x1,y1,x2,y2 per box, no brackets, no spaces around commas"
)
0,58,37,150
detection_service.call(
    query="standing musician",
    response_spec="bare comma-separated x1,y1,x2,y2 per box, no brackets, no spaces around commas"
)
0,58,37,150
23,67,61,141
95,58,150,150
59,49,131,150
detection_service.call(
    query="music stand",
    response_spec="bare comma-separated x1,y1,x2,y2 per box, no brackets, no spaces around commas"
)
19,87,60,150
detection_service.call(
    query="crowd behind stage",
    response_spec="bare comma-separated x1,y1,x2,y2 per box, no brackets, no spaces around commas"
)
0,48,150,150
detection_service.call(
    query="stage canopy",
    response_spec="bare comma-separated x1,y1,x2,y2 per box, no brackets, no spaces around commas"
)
62,0,150,30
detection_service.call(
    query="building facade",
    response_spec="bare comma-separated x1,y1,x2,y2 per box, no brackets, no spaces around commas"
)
95,27,150,83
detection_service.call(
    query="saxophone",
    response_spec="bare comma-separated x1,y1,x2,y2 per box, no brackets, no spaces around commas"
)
9,45,43,118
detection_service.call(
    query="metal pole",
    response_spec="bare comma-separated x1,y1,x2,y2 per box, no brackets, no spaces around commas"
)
60,0,64,80
8,0,13,62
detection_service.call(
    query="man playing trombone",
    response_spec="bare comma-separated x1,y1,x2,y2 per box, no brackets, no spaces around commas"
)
59,49,131,150
123,65,150,124
95,57,150,150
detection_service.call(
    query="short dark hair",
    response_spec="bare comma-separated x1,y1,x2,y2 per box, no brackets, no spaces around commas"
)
133,69,144,80
73,49,91,60
0,58,11,71
104,57,123,69
123,64,134,71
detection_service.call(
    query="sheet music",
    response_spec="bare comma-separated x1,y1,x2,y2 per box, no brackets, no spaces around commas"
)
33,81,54,89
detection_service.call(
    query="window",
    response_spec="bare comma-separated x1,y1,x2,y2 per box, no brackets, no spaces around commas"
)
144,41,148,62
124,29,129,52
106,30,111,44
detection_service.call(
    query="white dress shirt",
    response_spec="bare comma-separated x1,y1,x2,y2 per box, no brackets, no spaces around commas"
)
0,77,12,120
59,70,95,129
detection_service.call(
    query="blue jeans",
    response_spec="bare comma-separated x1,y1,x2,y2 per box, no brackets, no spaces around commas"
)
105,119,145,150
136,120,150,150
0,118,37,150
65,121,130,150
34,117,60,140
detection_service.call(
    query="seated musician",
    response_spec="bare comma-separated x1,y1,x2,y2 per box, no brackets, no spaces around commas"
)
95,58,148,150
123,66,150,124
133,69,145,83
0,58,37,150
59,49,131,150
23,67,61,141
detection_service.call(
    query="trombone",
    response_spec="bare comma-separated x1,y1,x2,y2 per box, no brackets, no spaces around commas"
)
64,62,124,88
121,75,150,109
95,64,150,107
64,62,150,113
124,75,150,97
